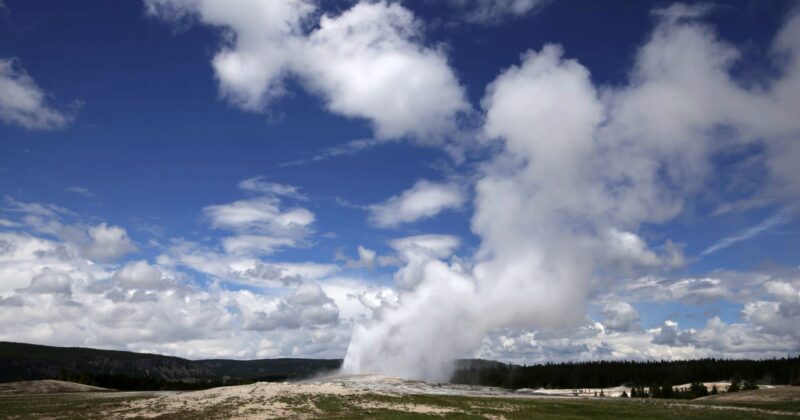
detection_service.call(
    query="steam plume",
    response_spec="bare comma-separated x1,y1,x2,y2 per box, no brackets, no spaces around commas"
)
342,6,800,381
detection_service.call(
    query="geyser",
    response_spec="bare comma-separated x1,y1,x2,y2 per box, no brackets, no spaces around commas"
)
343,7,800,382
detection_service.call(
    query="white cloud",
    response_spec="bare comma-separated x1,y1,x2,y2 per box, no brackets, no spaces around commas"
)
220,235,297,256
65,187,96,199
202,179,314,255
618,270,778,305
4,198,136,263
605,228,685,270
299,2,468,141
242,282,340,331
601,302,640,332
81,223,138,263
113,260,170,290
238,177,307,200
145,0,315,110
0,58,74,130
0,225,370,359
652,320,694,347
651,3,715,23
18,267,73,296
743,280,800,341
449,0,550,25
0,218,18,228
280,138,379,167
204,197,314,235
158,239,339,288
477,309,799,364
651,316,798,355
344,245,377,269
147,0,468,143
388,234,461,260
368,180,466,228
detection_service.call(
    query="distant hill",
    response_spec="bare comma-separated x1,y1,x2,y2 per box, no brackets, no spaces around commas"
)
0,379,110,394
0,341,341,390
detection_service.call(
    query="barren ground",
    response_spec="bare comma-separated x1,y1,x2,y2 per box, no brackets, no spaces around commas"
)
0,376,798,419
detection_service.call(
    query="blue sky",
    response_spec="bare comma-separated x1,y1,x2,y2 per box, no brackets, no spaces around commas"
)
0,0,799,375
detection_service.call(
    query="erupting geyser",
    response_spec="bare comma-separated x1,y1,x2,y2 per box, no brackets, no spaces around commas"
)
343,8,800,380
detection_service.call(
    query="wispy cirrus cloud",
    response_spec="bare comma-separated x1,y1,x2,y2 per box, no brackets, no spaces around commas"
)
280,138,380,167
701,210,790,256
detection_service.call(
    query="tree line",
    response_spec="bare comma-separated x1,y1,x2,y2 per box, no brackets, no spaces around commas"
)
57,369,257,391
451,356,800,391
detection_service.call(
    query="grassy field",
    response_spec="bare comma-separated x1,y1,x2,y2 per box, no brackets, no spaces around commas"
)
1,391,799,419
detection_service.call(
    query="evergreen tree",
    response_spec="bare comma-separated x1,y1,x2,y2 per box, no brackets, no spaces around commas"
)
649,383,661,398
689,382,708,398
728,380,740,393
742,380,759,391
661,382,675,399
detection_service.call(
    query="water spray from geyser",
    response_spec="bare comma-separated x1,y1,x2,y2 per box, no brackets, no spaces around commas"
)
341,8,800,381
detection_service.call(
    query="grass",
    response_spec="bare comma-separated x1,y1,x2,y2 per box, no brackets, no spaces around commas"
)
0,393,151,419
694,399,800,413
1,392,798,419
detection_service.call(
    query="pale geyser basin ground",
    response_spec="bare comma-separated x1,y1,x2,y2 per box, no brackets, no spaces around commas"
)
2,375,798,419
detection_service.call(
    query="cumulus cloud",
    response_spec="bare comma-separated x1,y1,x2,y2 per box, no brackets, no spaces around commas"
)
299,2,468,140
650,316,797,356
146,0,468,143
340,245,377,269
601,302,640,332
652,320,694,346
204,197,314,235
0,223,372,359
145,0,314,110
0,58,75,130
388,234,461,259
158,238,338,288
113,260,170,290
202,179,314,255
18,268,73,295
605,229,685,270
244,282,339,331
743,280,800,341
617,270,784,306
368,180,466,228
80,223,138,263
4,198,136,263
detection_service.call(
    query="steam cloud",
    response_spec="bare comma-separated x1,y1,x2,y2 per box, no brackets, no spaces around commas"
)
342,5,800,381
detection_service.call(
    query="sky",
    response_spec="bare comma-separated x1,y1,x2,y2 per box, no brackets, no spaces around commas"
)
0,0,799,375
